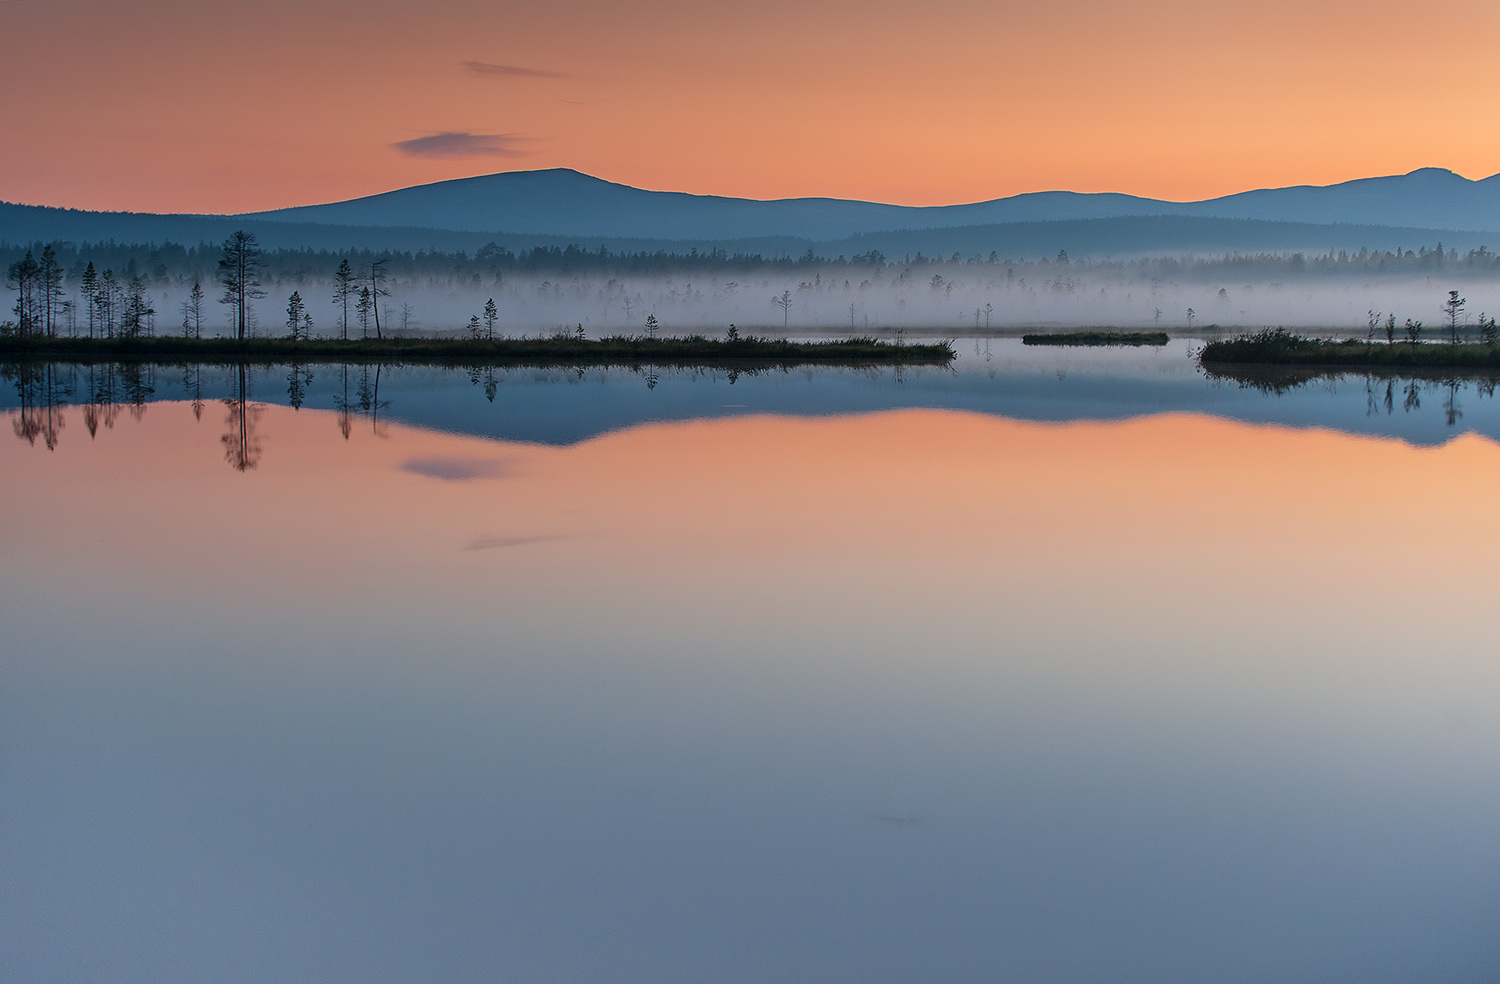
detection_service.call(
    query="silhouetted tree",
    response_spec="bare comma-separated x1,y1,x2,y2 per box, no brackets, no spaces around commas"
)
368,259,389,340
96,269,120,338
332,258,356,340
39,245,63,338
6,251,39,335
217,230,264,341
644,313,659,338
1442,290,1466,343
467,314,482,339
80,262,99,338
1481,313,1498,346
1385,313,1396,344
483,297,498,340
119,275,153,339
1405,318,1423,344
181,279,204,339
773,289,791,328
285,290,307,340
356,286,372,339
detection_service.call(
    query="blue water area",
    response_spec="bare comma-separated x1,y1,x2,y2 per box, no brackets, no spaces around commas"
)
3,340,1500,984
4,339,1498,446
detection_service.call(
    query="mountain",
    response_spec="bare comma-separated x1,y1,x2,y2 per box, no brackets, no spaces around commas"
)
5,167,1500,258
240,166,1500,241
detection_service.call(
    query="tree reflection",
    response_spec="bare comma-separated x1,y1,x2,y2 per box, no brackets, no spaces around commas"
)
332,363,354,440
356,364,391,436
181,364,206,421
286,362,313,410
1443,379,1463,427
4,362,69,449
220,363,263,471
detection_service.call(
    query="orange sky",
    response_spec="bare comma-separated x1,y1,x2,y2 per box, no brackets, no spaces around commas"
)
2,0,1499,214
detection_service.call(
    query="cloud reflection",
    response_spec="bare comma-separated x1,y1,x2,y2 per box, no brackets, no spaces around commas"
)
400,455,513,480
466,534,570,551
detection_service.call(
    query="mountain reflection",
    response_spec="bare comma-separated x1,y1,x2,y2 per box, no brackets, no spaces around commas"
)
9,356,1500,471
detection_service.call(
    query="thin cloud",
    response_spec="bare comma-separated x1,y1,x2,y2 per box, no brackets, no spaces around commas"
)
390,132,525,159
465,60,571,80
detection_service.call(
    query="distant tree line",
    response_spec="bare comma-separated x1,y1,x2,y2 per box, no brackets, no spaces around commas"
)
10,233,1500,338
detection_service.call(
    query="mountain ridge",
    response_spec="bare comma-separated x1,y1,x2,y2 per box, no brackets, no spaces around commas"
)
237,166,1500,240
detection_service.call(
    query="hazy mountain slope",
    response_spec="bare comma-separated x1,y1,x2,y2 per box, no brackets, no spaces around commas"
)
240,167,1500,240
4,198,1497,262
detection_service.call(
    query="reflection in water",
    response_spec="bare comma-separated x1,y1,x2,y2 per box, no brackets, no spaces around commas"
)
220,363,262,472
285,362,314,410
1205,364,1500,433
4,362,68,449
4,398,1500,984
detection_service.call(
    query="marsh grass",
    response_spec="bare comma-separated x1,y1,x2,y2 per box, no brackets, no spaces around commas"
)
1201,328,1500,369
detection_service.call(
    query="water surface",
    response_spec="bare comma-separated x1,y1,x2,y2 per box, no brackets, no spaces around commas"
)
3,342,1499,983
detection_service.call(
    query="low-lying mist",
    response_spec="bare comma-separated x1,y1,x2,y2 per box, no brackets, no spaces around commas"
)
11,241,1500,337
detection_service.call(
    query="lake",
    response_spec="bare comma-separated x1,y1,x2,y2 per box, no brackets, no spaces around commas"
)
3,340,1498,983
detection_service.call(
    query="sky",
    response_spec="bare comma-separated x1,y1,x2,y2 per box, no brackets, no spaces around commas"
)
2,0,1499,214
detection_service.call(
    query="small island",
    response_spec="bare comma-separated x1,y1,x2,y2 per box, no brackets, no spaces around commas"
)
0,333,956,368
1200,327,1500,370
1022,331,1169,346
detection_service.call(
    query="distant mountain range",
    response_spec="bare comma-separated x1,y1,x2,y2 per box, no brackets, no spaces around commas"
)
5,167,1500,258
245,166,1500,240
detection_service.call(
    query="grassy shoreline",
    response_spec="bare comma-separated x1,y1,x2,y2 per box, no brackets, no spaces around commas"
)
0,334,955,367
1200,329,1500,369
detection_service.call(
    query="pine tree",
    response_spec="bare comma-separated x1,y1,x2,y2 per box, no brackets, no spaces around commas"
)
285,290,306,340
332,259,355,340
39,245,64,338
80,262,100,338
217,230,264,341
356,286,372,339
181,279,204,339
483,297,498,341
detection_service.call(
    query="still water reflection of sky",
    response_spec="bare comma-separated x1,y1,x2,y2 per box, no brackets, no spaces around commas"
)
3,343,1499,983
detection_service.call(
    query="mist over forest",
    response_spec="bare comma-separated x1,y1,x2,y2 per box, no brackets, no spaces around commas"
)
8,237,1500,338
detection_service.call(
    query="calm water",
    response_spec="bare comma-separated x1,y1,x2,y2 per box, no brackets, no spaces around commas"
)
4,341,1499,983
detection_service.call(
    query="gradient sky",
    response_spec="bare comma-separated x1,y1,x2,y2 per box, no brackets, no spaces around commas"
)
2,0,1499,214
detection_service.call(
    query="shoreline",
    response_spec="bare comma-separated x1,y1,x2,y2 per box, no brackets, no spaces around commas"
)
0,334,955,367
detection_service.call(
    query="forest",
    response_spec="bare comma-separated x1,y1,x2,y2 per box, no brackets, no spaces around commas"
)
9,233,1500,338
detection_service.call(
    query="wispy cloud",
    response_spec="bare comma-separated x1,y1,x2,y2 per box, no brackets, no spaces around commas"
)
389,132,525,159
465,60,571,80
